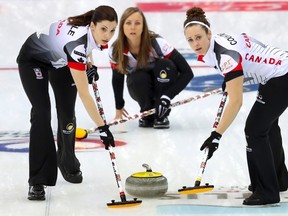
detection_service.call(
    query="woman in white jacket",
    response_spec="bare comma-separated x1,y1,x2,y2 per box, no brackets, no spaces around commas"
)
17,5,117,200
183,7,288,206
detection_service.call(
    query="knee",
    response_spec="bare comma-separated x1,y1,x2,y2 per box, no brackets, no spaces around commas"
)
128,69,152,85
244,122,251,137
244,120,258,138
153,58,178,83
30,107,51,122
56,105,75,120
244,120,269,143
244,122,259,151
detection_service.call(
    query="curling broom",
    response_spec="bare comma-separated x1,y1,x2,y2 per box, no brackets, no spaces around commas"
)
91,78,142,208
178,91,228,194
76,88,223,139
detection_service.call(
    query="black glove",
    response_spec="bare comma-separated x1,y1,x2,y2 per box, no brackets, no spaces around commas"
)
98,125,115,150
156,96,171,119
200,131,222,159
86,65,99,84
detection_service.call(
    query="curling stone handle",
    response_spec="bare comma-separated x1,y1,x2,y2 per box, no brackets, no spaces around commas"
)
142,163,152,172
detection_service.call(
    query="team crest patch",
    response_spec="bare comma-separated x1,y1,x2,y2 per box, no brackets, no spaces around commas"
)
63,123,74,134
157,69,170,83
160,69,167,79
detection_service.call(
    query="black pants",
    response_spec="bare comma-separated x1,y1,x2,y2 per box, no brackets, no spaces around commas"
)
18,62,80,186
244,72,288,201
126,59,178,113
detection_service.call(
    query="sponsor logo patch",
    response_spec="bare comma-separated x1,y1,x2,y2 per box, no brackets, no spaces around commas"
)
33,68,43,79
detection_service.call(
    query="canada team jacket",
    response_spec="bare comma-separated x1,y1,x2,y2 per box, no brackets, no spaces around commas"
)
199,33,288,84
108,36,193,109
17,20,106,71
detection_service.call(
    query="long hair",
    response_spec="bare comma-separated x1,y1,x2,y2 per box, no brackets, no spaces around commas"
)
67,5,118,26
112,7,155,74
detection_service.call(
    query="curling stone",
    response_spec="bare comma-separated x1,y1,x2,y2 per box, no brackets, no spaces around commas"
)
125,164,168,198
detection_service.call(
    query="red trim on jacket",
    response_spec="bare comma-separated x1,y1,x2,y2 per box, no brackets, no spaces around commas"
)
223,55,243,76
110,62,119,70
100,44,108,50
165,50,173,59
197,55,205,63
68,62,86,71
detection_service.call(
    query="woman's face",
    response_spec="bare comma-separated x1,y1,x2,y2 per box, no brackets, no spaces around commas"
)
123,12,143,41
184,25,211,55
90,20,117,46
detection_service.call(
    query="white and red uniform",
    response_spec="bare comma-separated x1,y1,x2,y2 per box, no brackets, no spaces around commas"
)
199,33,288,84
109,35,193,113
17,19,106,70
109,37,174,73
199,32,288,202
17,20,106,187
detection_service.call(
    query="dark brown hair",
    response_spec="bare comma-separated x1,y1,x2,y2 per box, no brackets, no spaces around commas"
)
67,5,118,26
111,7,156,74
183,7,210,33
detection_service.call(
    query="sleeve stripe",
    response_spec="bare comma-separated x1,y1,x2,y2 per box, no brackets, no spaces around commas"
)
224,70,244,82
110,62,119,69
164,49,173,59
67,62,86,71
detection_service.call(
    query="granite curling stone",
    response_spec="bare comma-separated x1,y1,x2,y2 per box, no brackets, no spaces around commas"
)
125,164,168,198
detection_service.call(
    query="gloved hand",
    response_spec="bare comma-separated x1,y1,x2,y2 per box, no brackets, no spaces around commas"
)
156,95,171,119
200,131,222,159
86,65,99,84
98,125,115,150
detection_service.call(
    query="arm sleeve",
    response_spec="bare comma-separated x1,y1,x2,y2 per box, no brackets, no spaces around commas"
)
163,49,194,99
112,69,125,109
64,40,87,71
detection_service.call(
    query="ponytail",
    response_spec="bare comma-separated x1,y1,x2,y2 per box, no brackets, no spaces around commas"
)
68,5,118,26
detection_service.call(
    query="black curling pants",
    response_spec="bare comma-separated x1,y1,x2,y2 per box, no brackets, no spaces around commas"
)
18,62,80,186
244,72,288,201
126,59,178,114
126,68,155,113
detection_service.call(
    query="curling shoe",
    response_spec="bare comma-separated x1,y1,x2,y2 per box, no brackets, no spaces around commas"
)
243,193,280,206
58,164,83,184
139,116,154,128
153,117,170,129
28,185,45,201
